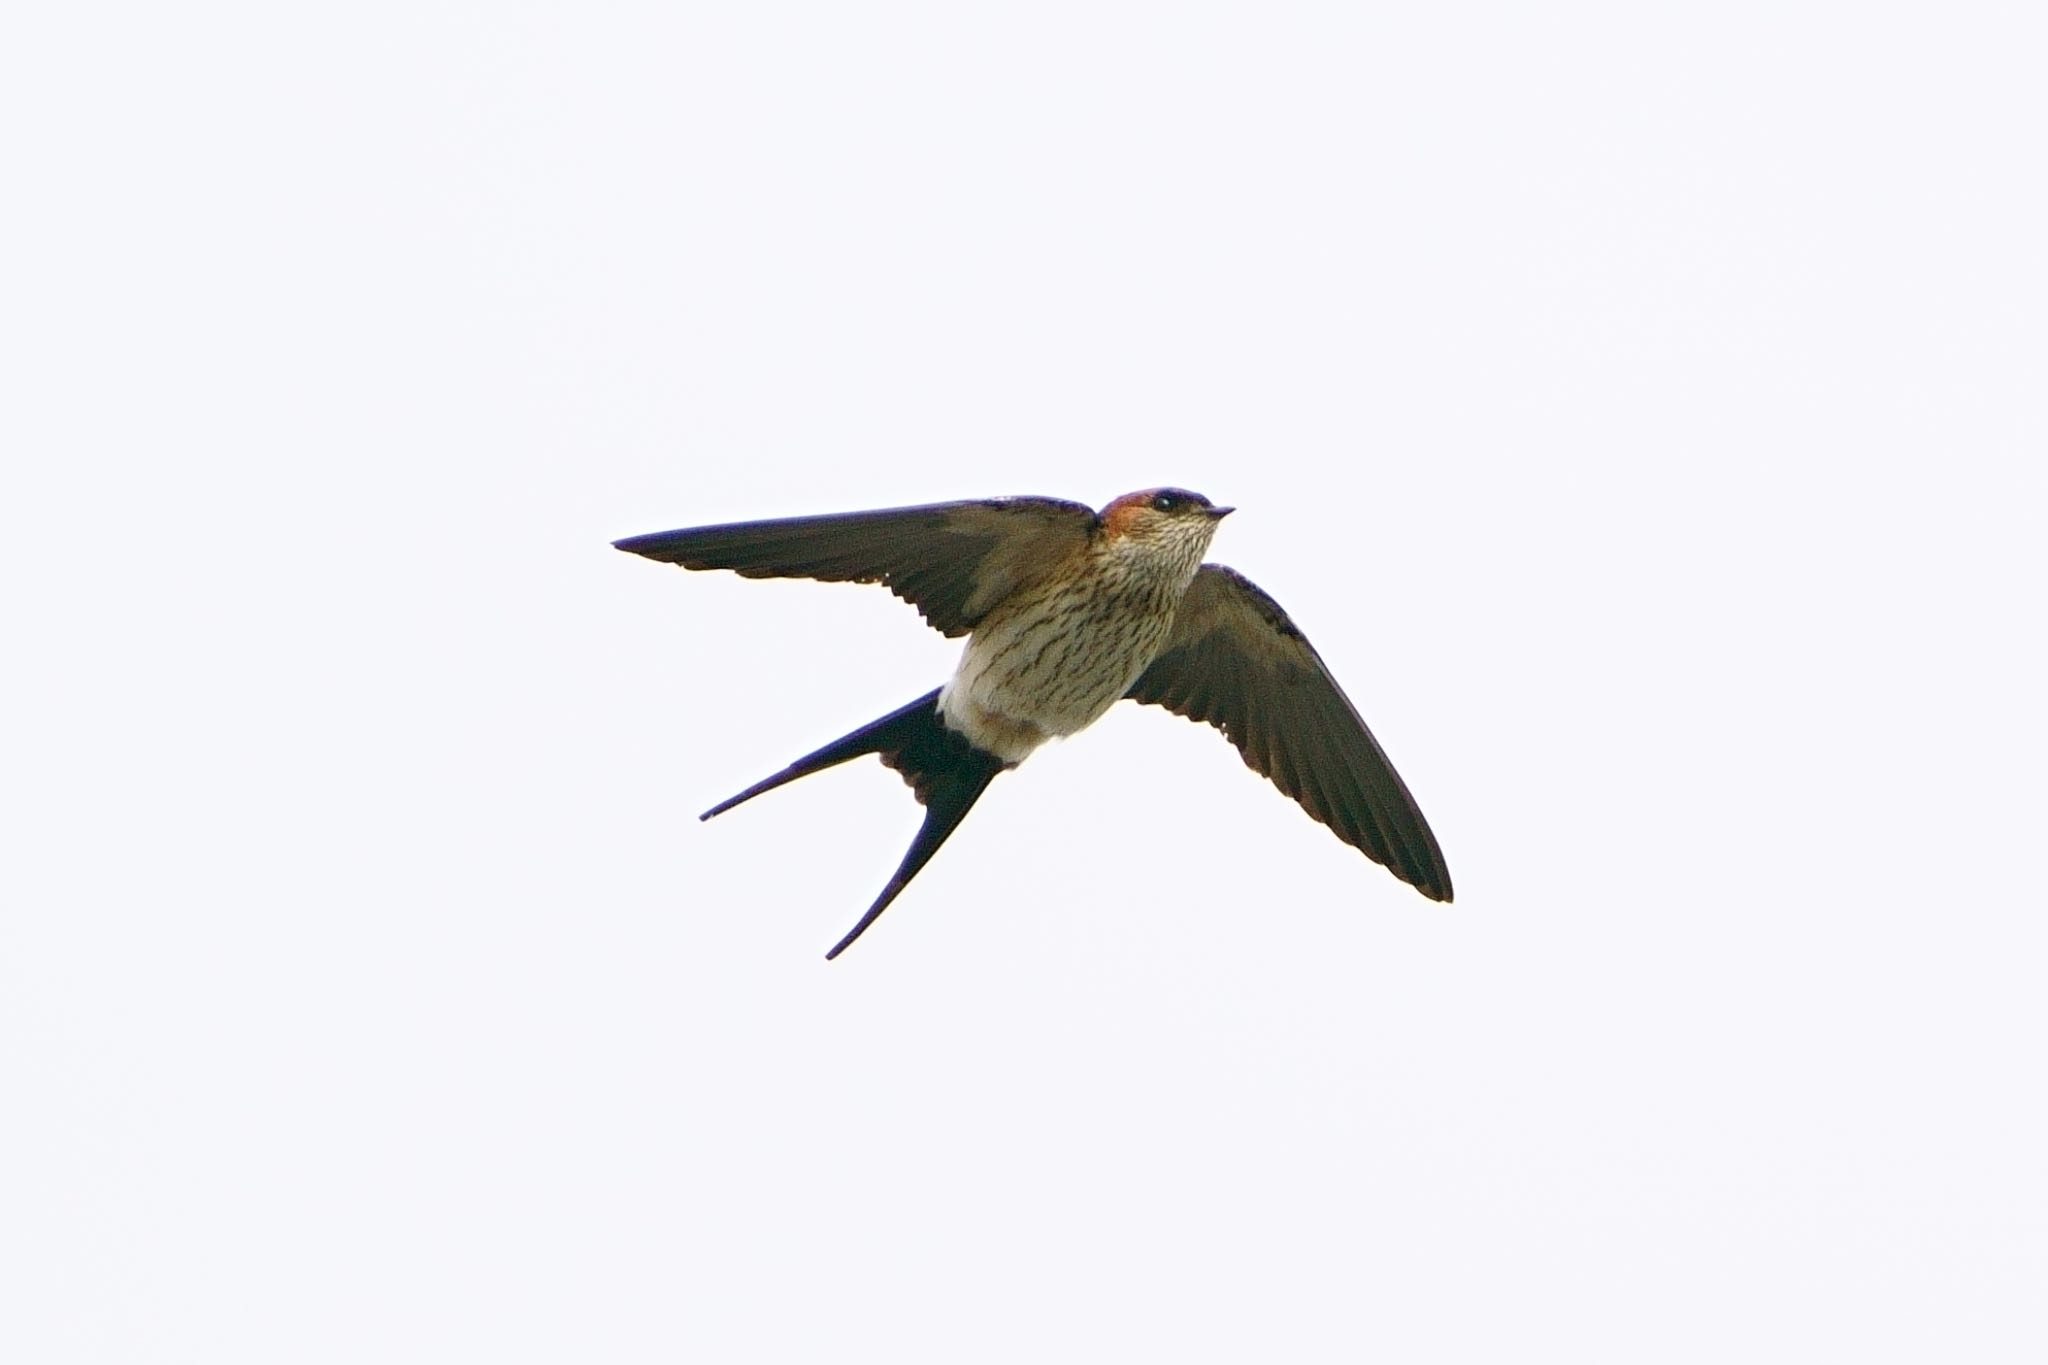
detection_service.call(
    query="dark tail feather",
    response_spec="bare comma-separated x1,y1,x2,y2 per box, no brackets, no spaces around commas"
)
701,688,1009,959
823,759,1002,959
701,689,948,821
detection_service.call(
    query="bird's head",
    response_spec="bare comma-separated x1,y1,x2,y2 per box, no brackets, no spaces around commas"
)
1100,487,1234,552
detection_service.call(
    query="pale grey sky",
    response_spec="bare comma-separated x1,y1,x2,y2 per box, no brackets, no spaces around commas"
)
6,3,2044,1361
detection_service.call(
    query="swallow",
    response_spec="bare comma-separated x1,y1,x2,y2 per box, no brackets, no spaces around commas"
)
615,488,1451,958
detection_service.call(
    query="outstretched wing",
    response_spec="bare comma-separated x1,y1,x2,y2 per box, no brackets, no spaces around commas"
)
614,497,1098,637
1126,565,1453,901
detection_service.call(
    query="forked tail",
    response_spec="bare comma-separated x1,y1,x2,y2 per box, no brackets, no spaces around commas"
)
702,689,1008,959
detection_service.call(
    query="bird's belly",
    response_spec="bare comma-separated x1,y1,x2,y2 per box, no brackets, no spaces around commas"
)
939,579,1176,764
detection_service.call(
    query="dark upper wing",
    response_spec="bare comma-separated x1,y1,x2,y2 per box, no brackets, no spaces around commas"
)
613,497,1098,637
1126,565,1453,901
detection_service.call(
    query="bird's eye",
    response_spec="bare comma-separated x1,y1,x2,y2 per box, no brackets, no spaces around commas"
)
1151,493,1179,513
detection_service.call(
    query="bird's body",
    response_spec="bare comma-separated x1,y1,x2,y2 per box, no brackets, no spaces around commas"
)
616,488,1450,958
941,497,1211,761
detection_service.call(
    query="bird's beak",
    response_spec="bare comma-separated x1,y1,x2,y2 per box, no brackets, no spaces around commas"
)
1205,505,1236,519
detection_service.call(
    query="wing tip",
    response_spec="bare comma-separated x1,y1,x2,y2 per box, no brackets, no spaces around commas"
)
613,531,673,560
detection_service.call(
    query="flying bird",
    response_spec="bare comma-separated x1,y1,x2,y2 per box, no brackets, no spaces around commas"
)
615,489,1451,958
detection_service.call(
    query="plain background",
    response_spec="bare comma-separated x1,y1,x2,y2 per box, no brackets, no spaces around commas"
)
6,3,2043,1361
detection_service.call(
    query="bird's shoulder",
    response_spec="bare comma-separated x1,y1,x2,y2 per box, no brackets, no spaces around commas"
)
1171,563,1310,652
